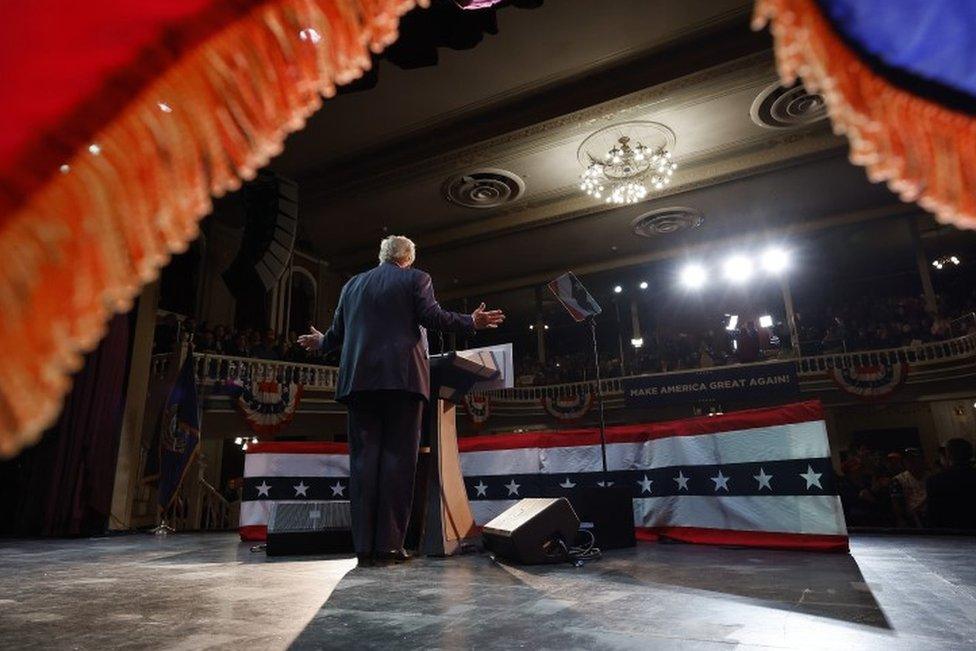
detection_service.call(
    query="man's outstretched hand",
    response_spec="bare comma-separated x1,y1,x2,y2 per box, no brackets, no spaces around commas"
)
297,326,324,351
471,302,505,330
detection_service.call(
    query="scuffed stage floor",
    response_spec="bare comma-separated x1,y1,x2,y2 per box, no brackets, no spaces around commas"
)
0,533,974,650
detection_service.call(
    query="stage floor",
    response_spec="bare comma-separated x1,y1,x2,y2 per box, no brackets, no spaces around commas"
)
0,534,974,650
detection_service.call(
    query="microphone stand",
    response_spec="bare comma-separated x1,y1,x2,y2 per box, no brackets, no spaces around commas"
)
587,316,609,476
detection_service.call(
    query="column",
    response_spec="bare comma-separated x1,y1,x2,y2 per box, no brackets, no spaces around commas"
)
779,276,802,358
630,297,642,346
908,215,938,314
534,286,546,364
109,281,160,530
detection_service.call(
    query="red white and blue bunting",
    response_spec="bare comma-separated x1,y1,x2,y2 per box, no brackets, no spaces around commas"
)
240,400,847,551
541,392,593,422
462,394,491,427
829,362,908,400
236,377,303,436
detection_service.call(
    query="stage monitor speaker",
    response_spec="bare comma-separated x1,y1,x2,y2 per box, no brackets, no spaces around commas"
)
482,498,580,564
266,500,353,557
223,171,299,298
567,486,636,550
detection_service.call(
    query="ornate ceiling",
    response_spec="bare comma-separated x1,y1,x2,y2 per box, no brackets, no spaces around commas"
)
260,0,920,305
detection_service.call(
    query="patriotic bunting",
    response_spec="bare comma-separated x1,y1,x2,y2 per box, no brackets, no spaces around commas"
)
240,401,847,551
541,392,593,422
462,394,491,427
235,374,303,436
829,362,907,400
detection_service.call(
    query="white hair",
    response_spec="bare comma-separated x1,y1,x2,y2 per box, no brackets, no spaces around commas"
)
378,235,416,266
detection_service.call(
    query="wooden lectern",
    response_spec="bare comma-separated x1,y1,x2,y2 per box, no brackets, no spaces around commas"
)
418,348,508,556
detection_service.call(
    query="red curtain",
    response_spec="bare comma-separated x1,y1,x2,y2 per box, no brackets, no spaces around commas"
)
0,313,132,536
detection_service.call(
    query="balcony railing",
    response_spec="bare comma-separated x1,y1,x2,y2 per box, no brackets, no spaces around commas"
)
150,352,339,390
148,332,976,402
483,333,976,401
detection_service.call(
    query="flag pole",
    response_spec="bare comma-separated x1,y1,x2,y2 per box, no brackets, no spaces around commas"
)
149,336,192,535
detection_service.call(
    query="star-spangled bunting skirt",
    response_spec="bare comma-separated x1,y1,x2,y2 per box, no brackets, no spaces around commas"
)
240,400,848,551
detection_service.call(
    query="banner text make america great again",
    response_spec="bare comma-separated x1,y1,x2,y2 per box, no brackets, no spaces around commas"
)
623,361,799,408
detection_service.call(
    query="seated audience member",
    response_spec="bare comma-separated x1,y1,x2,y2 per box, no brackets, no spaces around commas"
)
195,329,217,353
227,333,250,357
838,454,897,527
890,448,927,528
212,325,229,354
251,329,281,360
926,438,976,529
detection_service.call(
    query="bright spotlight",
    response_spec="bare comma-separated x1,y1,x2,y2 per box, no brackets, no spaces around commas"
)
761,247,790,274
639,281,649,290
679,263,707,289
759,315,773,328
723,255,753,283
613,285,623,294
529,324,535,330
725,314,739,331
631,337,644,348
544,324,550,330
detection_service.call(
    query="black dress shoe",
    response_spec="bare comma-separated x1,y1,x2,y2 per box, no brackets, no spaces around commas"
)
374,549,413,564
356,553,374,567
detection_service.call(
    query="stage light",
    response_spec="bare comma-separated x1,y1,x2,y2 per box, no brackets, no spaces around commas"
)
242,443,248,451
761,247,790,274
529,324,534,330
679,263,707,289
613,285,623,294
234,437,243,445
639,281,648,290
759,315,773,328
723,255,753,283
544,324,550,330
725,314,739,331
252,437,258,444
631,337,644,348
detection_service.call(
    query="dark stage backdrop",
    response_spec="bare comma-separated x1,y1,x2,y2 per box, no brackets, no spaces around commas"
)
0,311,134,537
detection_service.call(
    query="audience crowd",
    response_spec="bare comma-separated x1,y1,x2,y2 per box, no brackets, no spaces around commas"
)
514,290,976,386
155,289,976,387
837,438,976,530
153,315,320,363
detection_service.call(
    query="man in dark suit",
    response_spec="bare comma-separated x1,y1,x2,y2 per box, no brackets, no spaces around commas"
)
298,235,504,565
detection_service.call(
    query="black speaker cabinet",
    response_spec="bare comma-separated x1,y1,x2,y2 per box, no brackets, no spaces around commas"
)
223,171,298,297
266,500,353,557
567,485,636,550
482,498,580,564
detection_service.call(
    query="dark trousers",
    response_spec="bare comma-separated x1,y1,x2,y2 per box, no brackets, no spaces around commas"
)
345,391,424,554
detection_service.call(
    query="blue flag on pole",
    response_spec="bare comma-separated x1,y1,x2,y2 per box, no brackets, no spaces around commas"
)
156,355,201,512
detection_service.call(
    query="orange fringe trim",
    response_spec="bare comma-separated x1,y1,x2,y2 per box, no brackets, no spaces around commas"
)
753,0,976,230
0,0,427,458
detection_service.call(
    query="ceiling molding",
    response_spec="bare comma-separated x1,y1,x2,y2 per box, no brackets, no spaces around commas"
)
305,50,778,204
313,5,755,165
328,127,846,270
294,19,769,191
438,203,922,300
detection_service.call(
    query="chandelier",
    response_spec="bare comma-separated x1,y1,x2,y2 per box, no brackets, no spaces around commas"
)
578,122,677,204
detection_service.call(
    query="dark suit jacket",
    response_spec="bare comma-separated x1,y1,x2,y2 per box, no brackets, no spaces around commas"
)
321,262,475,402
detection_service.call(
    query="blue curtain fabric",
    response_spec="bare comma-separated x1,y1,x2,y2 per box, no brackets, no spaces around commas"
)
819,0,976,100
